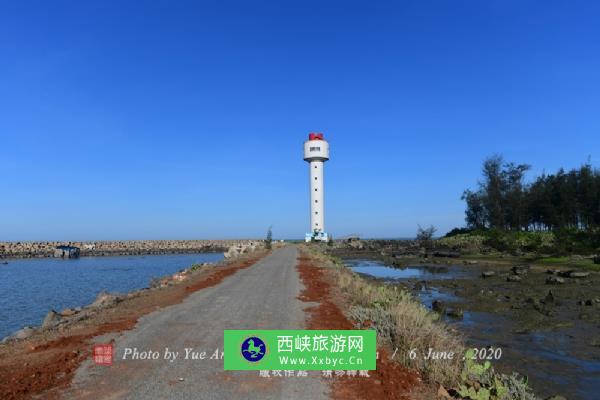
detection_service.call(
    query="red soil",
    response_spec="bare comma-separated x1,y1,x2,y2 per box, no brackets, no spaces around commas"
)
0,254,265,400
296,254,423,400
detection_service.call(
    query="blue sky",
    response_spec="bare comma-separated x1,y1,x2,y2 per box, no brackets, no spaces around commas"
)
1,1,599,241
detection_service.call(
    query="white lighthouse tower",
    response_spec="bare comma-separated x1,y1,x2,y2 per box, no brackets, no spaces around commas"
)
304,132,330,242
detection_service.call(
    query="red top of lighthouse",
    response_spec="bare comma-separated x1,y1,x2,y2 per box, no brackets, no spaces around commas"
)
308,132,324,141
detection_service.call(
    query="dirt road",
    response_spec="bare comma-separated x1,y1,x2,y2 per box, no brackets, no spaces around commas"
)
62,246,329,400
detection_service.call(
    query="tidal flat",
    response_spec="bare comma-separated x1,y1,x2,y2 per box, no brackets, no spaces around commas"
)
334,249,600,400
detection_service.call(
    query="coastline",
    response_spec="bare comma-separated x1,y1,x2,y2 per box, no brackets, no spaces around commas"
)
0,248,269,400
325,240,600,400
0,239,259,259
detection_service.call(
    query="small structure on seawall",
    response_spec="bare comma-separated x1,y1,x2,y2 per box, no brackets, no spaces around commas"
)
54,245,80,259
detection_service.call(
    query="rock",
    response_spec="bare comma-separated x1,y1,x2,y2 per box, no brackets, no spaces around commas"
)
543,291,555,304
437,384,451,399
91,291,121,308
60,308,77,317
11,327,35,340
568,271,590,278
432,300,446,313
224,242,264,258
511,265,530,275
546,276,565,285
42,310,61,329
171,272,187,282
465,260,478,265
432,250,460,258
546,269,558,275
424,266,449,274
224,245,240,259
507,275,522,282
557,270,574,278
446,308,464,319
584,299,594,306
0,239,256,258
53,245,80,259
348,239,365,250
481,271,496,278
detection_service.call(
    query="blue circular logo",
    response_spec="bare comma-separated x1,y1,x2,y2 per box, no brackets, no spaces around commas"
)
241,336,266,362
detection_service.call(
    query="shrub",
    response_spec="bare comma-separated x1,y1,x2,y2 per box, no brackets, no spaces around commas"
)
445,227,474,237
438,233,487,253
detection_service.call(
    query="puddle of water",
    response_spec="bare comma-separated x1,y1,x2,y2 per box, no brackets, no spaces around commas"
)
345,259,468,280
417,286,458,308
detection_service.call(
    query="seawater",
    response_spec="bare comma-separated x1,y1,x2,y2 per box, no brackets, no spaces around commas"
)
0,252,223,338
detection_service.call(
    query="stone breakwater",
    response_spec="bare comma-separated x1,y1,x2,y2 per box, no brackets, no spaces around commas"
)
0,240,261,259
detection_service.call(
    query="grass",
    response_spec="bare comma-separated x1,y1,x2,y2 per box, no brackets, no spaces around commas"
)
457,253,600,270
305,248,465,386
531,256,600,270
303,246,540,399
338,267,465,386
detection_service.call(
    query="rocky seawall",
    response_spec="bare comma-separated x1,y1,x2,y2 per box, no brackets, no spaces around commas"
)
0,240,261,259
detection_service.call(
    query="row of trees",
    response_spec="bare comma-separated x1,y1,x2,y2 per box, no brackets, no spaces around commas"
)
463,155,600,231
